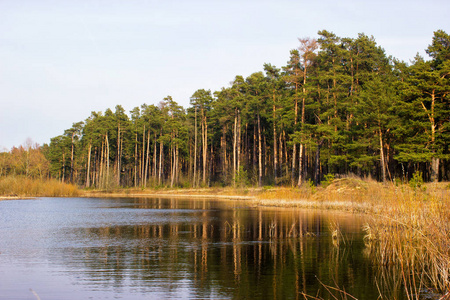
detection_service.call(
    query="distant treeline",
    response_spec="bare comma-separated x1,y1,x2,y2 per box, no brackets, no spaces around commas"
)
2,29,449,188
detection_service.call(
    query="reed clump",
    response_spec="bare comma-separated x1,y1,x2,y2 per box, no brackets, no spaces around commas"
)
0,176,80,197
363,183,450,299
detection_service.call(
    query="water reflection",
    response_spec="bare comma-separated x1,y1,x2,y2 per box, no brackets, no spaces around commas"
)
55,198,373,299
0,197,410,299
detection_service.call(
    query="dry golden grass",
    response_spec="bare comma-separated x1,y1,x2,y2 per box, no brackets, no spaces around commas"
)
0,176,80,197
355,182,450,298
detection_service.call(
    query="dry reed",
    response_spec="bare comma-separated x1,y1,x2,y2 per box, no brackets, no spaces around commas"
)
362,183,450,299
0,176,80,197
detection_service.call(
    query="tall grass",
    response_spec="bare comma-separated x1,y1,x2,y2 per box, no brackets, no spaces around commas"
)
0,176,80,197
363,185,450,299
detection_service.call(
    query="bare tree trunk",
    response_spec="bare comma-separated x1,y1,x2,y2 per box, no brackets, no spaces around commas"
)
233,111,237,185
273,96,278,184
202,109,207,186
430,90,438,182
86,143,92,188
194,107,198,187
106,133,110,188
153,133,157,181
145,130,150,187
379,127,386,183
292,92,298,185
141,126,145,186
116,124,121,186
284,131,289,178
251,124,256,176
158,139,163,185
171,142,175,188
237,113,241,175
257,113,263,187
62,153,66,183
70,132,74,183
99,140,104,188
431,157,439,182
297,144,304,187
134,132,138,187
176,144,179,184
314,140,324,185
222,126,227,180
279,131,283,180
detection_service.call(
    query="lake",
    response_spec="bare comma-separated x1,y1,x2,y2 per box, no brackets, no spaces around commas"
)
0,197,410,299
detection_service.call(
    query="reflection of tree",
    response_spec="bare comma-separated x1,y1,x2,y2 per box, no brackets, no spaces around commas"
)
54,198,393,299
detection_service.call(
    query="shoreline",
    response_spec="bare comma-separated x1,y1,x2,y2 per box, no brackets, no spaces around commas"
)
81,187,380,214
0,196,35,201
82,191,256,200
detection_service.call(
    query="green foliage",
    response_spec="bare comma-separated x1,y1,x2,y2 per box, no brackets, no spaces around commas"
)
308,179,316,194
394,177,403,187
322,174,335,188
235,166,250,188
409,171,424,190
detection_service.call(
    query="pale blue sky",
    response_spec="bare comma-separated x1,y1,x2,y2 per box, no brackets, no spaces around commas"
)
1,0,448,150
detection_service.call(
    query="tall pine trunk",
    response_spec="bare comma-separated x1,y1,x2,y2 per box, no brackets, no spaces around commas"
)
202,109,207,186
257,112,263,187
144,130,150,187
194,107,198,187
273,93,278,184
134,132,138,187
379,127,386,183
116,124,121,186
158,138,163,185
430,90,438,182
105,133,110,188
86,143,92,188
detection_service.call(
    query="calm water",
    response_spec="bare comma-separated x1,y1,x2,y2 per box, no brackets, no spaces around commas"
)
0,197,408,299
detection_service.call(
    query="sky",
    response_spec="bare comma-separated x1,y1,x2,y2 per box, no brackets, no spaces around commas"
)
1,0,449,151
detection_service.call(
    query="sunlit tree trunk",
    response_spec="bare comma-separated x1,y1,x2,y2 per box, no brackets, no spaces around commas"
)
105,133,110,188
116,124,121,186
429,90,438,182
134,132,138,187
257,112,263,187
233,109,237,185
153,133,157,181
141,126,145,186
86,143,92,188
70,132,74,183
145,130,150,187
158,137,163,185
194,107,198,187
273,93,278,184
379,127,386,182
202,108,208,186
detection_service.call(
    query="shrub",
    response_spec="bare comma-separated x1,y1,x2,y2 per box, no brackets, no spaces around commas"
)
409,171,424,190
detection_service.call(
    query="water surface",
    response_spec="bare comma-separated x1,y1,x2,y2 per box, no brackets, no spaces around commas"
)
0,197,407,299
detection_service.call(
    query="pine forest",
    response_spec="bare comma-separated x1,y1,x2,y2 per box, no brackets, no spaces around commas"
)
2,29,450,189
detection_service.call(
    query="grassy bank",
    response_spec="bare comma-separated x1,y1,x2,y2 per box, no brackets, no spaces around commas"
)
0,176,80,198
